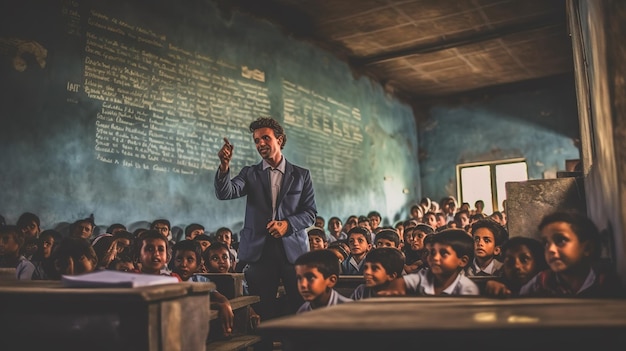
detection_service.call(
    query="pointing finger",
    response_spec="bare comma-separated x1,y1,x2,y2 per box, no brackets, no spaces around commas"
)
223,137,233,150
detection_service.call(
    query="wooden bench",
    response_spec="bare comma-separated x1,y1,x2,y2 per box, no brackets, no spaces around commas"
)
207,295,261,351
198,273,245,299
0,267,16,280
335,275,364,298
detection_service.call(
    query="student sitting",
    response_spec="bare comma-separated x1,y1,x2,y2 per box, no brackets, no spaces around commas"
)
108,252,136,272
184,223,205,241
327,240,349,266
193,233,213,253
484,236,548,297
341,227,372,275
307,227,328,251
171,240,235,337
30,229,62,280
466,218,508,277
379,229,479,296
214,227,238,272
0,225,35,280
295,249,352,313
327,216,347,243
134,229,177,277
519,211,625,298
16,212,42,259
48,237,99,279
403,224,434,274
351,247,405,300
204,242,233,274
373,229,401,249
203,241,260,328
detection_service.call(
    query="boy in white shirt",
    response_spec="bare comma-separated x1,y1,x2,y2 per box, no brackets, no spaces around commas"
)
379,229,479,296
295,249,352,313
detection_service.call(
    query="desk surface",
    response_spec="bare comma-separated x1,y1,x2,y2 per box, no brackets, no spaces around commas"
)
0,279,214,302
260,297,626,350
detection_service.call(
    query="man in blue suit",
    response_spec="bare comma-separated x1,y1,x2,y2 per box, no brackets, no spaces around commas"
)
214,117,317,328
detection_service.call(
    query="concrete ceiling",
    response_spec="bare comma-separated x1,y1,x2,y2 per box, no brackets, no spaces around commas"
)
218,0,574,103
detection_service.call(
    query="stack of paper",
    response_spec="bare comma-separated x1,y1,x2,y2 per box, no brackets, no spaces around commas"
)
61,270,179,288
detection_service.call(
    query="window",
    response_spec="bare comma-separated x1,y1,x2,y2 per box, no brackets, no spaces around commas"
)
457,159,528,214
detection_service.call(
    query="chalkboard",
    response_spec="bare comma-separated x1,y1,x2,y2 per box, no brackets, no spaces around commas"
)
0,0,420,233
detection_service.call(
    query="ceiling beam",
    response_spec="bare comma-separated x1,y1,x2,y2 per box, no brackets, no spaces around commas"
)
351,13,567,67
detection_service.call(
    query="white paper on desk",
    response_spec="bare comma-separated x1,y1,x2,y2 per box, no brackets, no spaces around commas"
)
61,270,179,288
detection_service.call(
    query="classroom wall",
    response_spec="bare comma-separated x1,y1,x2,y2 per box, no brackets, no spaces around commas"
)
568,0,626,279
418,81,581,207
0,0,419,234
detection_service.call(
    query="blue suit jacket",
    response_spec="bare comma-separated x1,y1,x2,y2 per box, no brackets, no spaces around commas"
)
214,159,317,264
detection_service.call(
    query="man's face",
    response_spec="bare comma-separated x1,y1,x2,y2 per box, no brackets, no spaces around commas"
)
253,127,283,162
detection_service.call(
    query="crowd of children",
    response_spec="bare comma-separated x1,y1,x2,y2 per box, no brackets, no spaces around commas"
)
1,196,625,337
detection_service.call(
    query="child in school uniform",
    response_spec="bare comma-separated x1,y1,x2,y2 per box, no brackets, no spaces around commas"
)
184,223,205,241
519,211,625,297
327,216,347,243
341,227,372,275
327,240,349,267
214,227,238,272
171,239,235,337
48,236,99,279
16,212,42,259
404,224,434,274
466,218,508,277
204,242,233,274
379,229,479,296
484,236,548,297
30,229,63,280
0,225,35,280
133,229,177,277
351,247,405,300
108,253,137,272
374,229,401,249
307,227,328,251
295,249,352,313
203,241,260,327
193,233,213,252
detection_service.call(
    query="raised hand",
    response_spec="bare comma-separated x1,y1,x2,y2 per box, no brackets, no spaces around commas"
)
217,137,233,173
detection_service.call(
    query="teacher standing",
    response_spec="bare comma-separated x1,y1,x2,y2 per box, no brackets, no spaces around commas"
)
214,117,317,327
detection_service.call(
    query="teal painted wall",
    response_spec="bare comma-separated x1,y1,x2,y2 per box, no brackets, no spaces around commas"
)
419,82,580,208
0,0,419,234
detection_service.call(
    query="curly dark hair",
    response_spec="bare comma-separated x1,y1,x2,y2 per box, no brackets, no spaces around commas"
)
470,218,509,246
249,117,287,149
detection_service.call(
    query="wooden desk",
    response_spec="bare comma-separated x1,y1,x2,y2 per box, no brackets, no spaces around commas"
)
0,280,213,351
0,267,16,280
198,273,245,299
334,275,364,298
259,296,626,350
